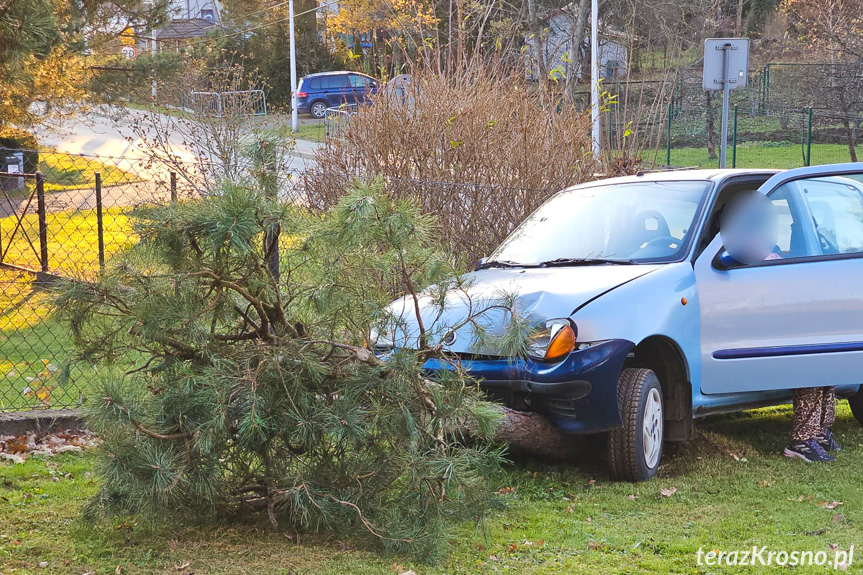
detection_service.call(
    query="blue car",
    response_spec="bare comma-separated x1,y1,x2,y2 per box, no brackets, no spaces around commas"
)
296,71,379,118
374,164,863,481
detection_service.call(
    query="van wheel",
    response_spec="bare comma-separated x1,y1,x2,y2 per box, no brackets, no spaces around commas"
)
847,386,863,425
310,101,328,118
608,368,663,482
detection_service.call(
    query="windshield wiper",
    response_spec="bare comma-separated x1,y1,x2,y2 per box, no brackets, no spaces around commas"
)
477,259,537,270
538,257,637,267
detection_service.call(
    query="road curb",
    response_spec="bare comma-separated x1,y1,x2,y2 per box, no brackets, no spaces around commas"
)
0,409,85,436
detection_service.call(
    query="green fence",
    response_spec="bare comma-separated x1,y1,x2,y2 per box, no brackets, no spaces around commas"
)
661,105,862,170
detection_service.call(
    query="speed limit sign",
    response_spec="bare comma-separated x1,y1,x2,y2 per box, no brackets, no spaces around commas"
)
121,45,137,60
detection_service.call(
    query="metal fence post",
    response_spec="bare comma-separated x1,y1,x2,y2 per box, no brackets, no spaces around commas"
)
95,172,105,271
170,171,177,202
805,107,813,167
731,105,738,168
666,102,672,166
36,172,48,272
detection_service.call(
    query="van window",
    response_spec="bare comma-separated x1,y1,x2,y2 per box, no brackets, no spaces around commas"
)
308,78,322,90
324,75,350,89
350,74,371,88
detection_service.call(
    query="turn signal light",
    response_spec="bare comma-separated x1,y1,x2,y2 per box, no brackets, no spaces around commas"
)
544,323,577,361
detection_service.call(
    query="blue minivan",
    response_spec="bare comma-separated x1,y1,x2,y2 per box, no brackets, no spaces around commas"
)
374,164,863,481
296,71,379,118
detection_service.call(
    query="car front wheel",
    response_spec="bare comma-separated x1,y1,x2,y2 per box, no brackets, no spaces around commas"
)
847,386,863,425
608,368,664,481
310,101,328,118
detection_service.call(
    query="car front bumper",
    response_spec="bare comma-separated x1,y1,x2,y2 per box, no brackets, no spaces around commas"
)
423,339,634,434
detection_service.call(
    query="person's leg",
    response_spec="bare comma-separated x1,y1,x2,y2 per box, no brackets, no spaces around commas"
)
816,386,840,451
791,387,823,442
820,386,836,430
785,387,835,462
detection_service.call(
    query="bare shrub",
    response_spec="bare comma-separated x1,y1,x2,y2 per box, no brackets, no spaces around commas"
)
303,71,595,266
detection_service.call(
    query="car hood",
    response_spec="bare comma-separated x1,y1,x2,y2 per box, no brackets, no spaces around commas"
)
380,264,661,354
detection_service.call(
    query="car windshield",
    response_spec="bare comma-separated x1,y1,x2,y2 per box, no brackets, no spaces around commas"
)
487,180,711,266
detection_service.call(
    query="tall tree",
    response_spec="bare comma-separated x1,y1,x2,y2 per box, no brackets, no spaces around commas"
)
0,0,58,127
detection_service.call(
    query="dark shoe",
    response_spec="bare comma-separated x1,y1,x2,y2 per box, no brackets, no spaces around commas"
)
783,438,836,463
817,429,841,452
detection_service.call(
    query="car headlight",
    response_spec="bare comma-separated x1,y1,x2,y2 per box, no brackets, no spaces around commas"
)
527,319,577,362
368,324,394,349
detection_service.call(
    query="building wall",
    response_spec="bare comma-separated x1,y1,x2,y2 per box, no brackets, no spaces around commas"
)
167,0,222,22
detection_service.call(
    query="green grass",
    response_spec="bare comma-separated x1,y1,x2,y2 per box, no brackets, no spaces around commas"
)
3,404,863,573
0,208,136,411
39,152,141,194
265,120,326,143
657,143,863,170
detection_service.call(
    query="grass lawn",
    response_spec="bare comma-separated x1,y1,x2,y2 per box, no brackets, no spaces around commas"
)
39,152,141,194
265,120,326,144
2,404,863,574
0,208,137,411
657,143,862,170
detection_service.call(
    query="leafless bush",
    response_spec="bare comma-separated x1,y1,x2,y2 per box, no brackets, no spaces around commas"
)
303,71,595,265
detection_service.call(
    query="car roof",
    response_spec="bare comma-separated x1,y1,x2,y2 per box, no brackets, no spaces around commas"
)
303,71,371,78
568,168,780,191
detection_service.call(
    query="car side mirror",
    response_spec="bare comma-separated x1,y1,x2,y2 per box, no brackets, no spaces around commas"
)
713,249,744,270
475,257,487,271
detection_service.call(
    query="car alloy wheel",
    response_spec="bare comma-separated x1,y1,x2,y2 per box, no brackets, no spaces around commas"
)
311,102,327,118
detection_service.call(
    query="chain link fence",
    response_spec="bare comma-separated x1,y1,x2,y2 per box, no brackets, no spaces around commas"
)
0,148,200,413
650,63,863,169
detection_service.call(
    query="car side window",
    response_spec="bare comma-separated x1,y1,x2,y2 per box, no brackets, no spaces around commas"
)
308,78,321,90
800,178,863,255
327,75,350,89
349,74,366,88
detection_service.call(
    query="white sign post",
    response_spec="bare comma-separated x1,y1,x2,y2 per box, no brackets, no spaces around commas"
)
703,38,749,168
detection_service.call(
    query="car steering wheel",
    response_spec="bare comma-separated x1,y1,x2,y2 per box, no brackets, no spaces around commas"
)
818,230,840,255
644,235,682,250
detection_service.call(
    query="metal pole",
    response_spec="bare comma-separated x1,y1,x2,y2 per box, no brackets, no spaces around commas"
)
170,171,178,202
289,0,299,133
732,104,738,168
590,0,601,159
36,172,48,272
96,172,105,272
666,102,672,166
805,107,813,167
719,44,731,169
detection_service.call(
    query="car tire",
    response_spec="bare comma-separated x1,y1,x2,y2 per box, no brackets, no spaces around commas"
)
310,101,328,119
847,386,863,425
608,368,664,482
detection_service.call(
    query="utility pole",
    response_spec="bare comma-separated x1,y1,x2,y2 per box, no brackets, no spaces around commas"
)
590,0,600,159
289,0,298,133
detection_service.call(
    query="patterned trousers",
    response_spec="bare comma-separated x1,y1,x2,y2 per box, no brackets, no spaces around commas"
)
791,386,836,442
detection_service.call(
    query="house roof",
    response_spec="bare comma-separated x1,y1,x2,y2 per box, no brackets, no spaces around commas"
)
154,19,220,41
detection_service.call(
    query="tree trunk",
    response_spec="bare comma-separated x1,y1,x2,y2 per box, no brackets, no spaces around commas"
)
526,0,546,81
706,91,717,160
564,0,591,102
492,407,584,460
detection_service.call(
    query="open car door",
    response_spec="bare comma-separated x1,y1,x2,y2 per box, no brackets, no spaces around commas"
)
695,163,863,393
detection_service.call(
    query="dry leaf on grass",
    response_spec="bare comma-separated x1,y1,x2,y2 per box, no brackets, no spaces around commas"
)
660,487,677,497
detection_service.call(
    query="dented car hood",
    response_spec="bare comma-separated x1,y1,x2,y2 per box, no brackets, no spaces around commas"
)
381,264,661,354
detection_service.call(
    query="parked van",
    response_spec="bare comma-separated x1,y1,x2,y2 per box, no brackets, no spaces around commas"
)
296,71,379,118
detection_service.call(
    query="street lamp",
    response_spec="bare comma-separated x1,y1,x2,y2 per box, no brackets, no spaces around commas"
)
289,0,298,132
590,0,600,159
